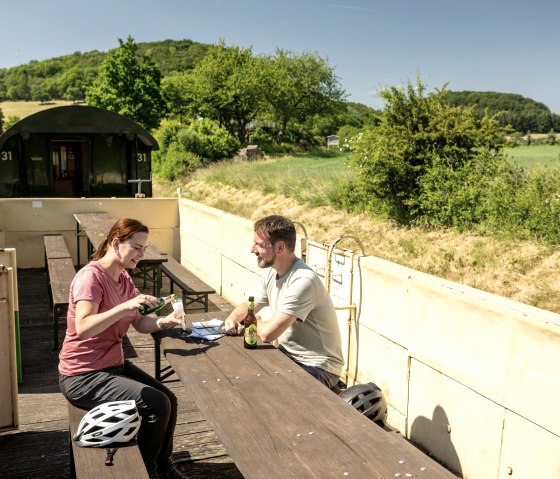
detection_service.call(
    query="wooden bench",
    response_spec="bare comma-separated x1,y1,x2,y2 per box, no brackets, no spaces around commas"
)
67,402,148,479
44,235,76,350
161,257,215,312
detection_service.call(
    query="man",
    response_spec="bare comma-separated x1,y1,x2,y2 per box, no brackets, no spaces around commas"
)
222,215,344,388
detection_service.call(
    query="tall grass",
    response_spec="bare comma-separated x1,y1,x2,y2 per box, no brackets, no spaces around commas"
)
191,150,351,207
506,145,560,168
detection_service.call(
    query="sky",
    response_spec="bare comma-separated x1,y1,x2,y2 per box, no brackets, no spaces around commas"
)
1,0,559,112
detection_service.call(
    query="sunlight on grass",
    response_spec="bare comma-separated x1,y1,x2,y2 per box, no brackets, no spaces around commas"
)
190,152,351,208
505,145,560,168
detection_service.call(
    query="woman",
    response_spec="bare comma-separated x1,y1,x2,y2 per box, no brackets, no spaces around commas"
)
58,218,183,479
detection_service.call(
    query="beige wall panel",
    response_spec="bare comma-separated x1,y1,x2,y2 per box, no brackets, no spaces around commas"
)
386,404,407,434
499,410,560,478
408,360,503,479
0,198,177,267
407,278,516,403
351,324,410,418
179,199,224,250
503,315,560,436
221,256,261,306
180,233,222,290
356,258,412,347
306,241,328,287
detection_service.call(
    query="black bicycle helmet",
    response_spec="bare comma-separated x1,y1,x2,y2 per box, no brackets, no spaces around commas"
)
339,382,388,427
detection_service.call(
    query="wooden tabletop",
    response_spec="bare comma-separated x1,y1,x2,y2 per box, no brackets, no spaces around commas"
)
156,311,456,479
73,212,168,263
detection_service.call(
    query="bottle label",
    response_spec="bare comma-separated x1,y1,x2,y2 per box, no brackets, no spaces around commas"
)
244,324,257,345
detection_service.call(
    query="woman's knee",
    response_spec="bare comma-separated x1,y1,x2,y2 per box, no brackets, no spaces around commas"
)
138,388,172,422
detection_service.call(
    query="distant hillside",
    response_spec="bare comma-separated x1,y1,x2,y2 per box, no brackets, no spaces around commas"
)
0,38,211,103
445,90,560,133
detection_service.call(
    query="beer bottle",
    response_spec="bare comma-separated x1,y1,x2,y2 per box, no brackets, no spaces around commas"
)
243,296,257,349
139,293,177,316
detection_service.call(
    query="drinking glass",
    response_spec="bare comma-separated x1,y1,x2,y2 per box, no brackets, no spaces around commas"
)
171,297,188,337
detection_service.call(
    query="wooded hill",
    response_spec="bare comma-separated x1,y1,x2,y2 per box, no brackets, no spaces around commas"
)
445,90,560,134
0,39,210,103
1,38,557,133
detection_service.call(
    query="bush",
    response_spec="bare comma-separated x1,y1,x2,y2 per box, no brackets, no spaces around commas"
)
152,148,202,181
179,118,240,160
347,76,509,224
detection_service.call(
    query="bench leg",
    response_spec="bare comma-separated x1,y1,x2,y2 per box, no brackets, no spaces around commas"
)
53,306,59,351
154,338,161,381
69,430,76,479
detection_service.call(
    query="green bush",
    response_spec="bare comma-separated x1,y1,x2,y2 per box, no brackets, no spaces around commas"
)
180,118,240,160
347,77,509,224
152,148,202,181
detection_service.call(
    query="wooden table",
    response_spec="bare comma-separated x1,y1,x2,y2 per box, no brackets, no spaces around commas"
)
74,212,168,296
155,311,457,479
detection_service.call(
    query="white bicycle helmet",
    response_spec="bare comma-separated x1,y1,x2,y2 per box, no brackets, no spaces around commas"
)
73,400,141,447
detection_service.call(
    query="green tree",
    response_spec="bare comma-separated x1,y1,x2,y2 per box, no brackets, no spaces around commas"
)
182,41,262,143
347,77,509,224
86,36,165,130
260,50,345,143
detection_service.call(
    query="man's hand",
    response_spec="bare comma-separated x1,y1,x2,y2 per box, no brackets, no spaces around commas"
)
221,317,244,335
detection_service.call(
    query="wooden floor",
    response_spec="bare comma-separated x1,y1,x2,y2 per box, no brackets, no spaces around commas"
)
0,268,243,479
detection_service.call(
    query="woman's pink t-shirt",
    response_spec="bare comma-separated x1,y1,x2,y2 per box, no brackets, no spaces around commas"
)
58,262,137,376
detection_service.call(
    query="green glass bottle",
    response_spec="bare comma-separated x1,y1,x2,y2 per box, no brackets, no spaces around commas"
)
243,296,257,349
139,293,177,316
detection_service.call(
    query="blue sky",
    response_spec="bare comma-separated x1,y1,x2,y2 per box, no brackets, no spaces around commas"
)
1,0,559,112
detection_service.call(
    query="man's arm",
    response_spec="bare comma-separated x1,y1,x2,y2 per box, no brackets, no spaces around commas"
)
222,301,264,335
257,311,296,343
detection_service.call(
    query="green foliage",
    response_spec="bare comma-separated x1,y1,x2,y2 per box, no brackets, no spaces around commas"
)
182,41,263,143
0,39,209,102
153,148,203,181
176,118,240,160
152,118,239,180
444,90,560,133
86,36,166,130
259,49,345,143
347,77,509,225
3,115,20,130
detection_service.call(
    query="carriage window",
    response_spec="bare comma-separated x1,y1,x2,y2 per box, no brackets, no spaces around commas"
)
52,143,76,179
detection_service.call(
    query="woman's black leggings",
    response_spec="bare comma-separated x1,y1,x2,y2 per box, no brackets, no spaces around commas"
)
59,360,177,475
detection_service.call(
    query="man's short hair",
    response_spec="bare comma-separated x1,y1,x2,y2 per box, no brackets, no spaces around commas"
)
254,215,296,252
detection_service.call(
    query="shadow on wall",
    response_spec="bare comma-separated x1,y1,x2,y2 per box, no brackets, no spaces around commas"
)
410,405,462,477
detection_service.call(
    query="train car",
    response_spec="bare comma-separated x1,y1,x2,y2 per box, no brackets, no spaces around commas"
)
0,105,158,197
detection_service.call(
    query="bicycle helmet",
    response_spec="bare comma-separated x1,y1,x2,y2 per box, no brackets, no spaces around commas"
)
339,382,388,427
73,400,141,447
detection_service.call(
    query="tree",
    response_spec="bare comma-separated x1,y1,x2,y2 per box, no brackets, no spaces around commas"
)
260,50,345,143
181,41,263,143
86,36,165,130
347,77,509,224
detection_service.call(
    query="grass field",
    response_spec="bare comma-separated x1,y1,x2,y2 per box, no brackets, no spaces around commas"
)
190,150,351,207
1,100,77,120
505,144,560,168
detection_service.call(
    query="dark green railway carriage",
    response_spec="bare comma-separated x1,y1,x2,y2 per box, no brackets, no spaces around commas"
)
0,105,158,197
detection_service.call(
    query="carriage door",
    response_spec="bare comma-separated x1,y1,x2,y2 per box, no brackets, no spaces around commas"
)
51,140,84,197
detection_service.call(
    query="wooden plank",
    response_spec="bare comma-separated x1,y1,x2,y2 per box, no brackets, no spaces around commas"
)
44,235,71,259
47,258,75,306
68,403,149,479
160,312,457,479
162,258,215,295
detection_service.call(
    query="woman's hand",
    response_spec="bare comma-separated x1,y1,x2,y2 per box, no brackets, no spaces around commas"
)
156,311,184,330
126,293,157,313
